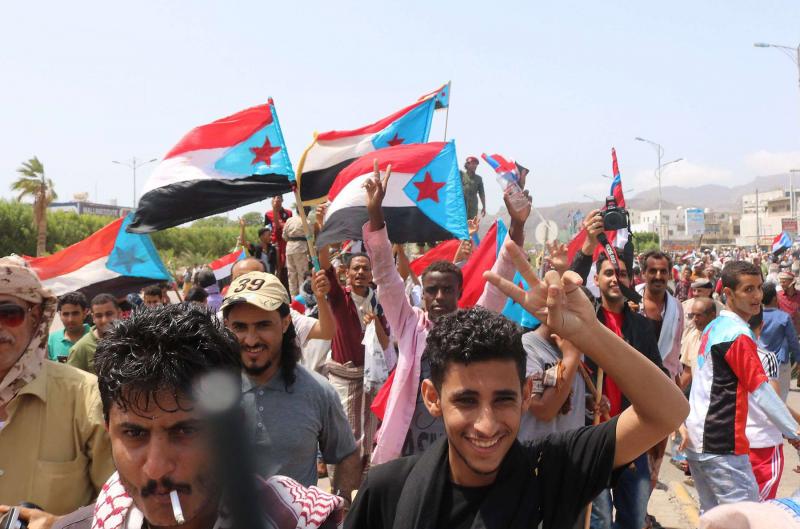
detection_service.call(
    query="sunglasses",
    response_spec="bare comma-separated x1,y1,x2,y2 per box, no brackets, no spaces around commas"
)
0,303,31,328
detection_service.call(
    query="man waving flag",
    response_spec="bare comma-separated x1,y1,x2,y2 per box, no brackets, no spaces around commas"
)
316,141,468,247
297,85,448,205
128,99,294,233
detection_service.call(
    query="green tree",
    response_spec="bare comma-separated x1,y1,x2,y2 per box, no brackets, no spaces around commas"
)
191,216,235,228
633,232,660,253
241,211,264,226
11,156,57,256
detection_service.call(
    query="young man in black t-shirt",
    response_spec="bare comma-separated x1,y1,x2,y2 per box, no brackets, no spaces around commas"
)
345,243,689,529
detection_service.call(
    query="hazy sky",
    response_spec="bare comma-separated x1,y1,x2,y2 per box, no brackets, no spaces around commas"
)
2,1,800,219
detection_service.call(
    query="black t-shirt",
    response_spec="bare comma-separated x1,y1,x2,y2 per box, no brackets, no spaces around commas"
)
345,417,619,529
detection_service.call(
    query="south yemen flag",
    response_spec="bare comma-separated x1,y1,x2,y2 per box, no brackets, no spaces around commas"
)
28,214,171,299
772,231,793,255
298,96,437,205
317,141,468,247
128,99,294,233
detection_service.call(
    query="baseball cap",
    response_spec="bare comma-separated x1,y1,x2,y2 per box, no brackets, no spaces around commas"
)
466,156,479,164
221,272,290,314
691,279,713,289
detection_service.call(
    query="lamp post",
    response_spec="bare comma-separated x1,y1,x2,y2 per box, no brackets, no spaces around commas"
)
634,137,683,247
754,41,800,94
112,157,158,208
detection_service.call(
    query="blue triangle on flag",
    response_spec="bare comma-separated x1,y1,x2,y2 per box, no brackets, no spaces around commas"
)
402,141,468,240
107,215,172,279
371,98,435,149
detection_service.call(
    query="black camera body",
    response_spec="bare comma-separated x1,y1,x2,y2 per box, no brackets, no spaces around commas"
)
0,508,25,529
602,196,629,231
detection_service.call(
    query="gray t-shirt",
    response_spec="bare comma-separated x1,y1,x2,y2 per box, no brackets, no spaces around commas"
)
401,356,446,456
519,332,586,442
242,365,357,487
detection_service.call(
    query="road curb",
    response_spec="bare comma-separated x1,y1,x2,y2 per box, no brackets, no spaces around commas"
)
670,480,700,527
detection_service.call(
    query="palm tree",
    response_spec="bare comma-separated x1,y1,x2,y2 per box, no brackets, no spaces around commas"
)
12,156,57,256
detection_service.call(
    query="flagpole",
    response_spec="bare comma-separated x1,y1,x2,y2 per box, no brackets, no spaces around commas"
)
293,134,321,271
443,81,451,141
583,368,605,529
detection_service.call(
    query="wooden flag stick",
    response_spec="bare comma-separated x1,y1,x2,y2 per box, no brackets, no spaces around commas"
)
292,134,321,271
442,83,451,141
584,368,605,529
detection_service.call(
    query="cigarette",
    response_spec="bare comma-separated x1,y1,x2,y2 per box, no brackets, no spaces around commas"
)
170,490,185,525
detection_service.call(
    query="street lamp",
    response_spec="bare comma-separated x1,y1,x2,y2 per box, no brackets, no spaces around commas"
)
112,157,158,208
635,137,682,247
754,41,800,93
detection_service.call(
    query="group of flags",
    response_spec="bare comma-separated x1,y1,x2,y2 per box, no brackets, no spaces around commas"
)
127,83,466,248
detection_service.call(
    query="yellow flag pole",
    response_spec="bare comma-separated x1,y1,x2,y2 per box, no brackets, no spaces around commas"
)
583,368,605,529
292,133,321,271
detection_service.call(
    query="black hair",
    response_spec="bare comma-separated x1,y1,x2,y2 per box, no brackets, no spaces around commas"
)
425,307,525,391
721,261,763,291
94,304,242,421
185,286,209,303
143,284,163,297
595,252,630,275
196,269,217,289
762,282,778,306
748,308,764,331
258,226,272,238
57,291,88,311
91,293,119,310
642,251,672,272
276,303,300,389
421,260,464,290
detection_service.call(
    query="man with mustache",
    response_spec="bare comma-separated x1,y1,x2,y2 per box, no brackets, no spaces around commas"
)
52,303,345,529
66,293,121,374
221,272,360,507
0,256,113,526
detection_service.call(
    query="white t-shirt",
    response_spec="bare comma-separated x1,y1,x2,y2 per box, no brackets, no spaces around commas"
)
746,347,783,448
518,332,586,442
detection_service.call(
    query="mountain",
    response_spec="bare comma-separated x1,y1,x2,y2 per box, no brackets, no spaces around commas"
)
486,172,793,244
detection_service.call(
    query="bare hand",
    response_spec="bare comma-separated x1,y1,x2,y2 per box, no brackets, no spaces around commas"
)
311,269,330,297
595,395,611,421
484,241,598,342
677,423,689,452
238,217,246,228
363,311,377,327
453,239,473,263
546,241,570,274
314,202,329,235
551,334,580,362
505,189,531,226
363,159,392,214
0,506,58,529
583,209,604,245
468,216,481,236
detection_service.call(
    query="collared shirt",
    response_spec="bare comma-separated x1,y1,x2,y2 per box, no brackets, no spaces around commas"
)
47,324,91,361
282,216,308,256
241,367,356,487
760,307,800,364
778,289,800,334
0,362,114,514
66,327,99,374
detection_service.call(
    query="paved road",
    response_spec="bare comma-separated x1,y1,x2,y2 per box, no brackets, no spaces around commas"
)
648,385,800,528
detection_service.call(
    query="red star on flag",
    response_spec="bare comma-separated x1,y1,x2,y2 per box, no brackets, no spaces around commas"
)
386,133,404,147
250,137,281,166
413,171,446,203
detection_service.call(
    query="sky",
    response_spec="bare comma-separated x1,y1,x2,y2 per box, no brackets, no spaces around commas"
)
2,1,800,220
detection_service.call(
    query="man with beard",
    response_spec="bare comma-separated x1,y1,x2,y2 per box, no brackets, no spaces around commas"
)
362,163,531,464
52,304,345,529
346,261,689,529
221,272,360,504
67,293,121,374
0,256,113,524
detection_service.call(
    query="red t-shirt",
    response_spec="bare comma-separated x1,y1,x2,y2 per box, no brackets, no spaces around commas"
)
600,308,625,418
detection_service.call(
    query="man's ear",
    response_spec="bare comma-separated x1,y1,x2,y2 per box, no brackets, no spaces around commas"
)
281,314,291,334
421,379,442,417
521,377,533,410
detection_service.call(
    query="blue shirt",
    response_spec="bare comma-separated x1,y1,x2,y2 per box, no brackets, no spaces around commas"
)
46,324,91,361
759,307,800,364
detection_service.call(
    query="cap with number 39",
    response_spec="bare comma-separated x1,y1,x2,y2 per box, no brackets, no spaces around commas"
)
221,272,290,313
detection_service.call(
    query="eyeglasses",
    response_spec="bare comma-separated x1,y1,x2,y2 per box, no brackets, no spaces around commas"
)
0,303,31,328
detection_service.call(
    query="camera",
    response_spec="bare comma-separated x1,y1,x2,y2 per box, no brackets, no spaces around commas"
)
0,508,24,529
602,196,629,231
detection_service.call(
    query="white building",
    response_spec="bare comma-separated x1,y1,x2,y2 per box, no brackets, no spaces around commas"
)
630,208,689,240
737,188,798,247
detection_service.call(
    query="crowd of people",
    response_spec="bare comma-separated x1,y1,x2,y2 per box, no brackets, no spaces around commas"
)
1,157,800,529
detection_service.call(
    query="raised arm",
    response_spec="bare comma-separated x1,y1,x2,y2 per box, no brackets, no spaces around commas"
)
485,241,688,468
